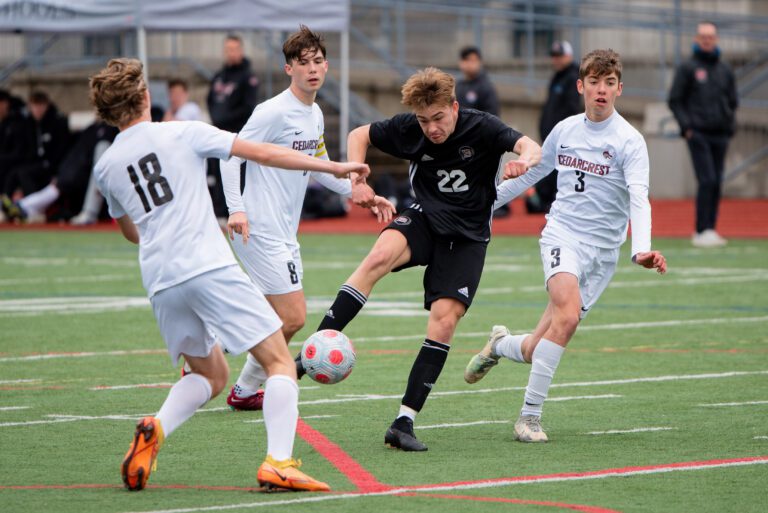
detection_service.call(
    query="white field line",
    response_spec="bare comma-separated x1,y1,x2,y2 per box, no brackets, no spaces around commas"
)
417,420,511,430
116,458,768,513
290,314,768,347
297,371,768,406
754,436,768,440
0,378,41,384
243,414,338,424
90,383,173,391
585,427,676,435
0,406,30,411
0,274,134,287
699,400,768,407
0,348,166,363
0,418,83,427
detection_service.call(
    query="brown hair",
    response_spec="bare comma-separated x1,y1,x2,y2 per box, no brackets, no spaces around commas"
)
283,25,326,64
167,78,188,91
401,67,456,110
579,49,622,81
89,58,147,127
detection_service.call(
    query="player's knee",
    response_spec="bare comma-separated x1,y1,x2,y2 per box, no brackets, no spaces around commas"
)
282,315,305,340
361,246,396,276
552,312,580,339
202,362,230,398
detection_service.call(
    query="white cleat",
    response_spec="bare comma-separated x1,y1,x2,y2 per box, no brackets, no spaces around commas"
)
464,325,510,384
692,229,727,248
514,414,548,443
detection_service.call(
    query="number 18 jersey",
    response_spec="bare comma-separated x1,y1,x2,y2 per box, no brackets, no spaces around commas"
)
94,121,238,297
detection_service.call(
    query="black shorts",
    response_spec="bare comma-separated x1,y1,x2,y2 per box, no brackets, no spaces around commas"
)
384,208,488,311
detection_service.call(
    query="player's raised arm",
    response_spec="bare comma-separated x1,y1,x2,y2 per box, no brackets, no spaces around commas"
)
230,138,370,180
504,136,542,179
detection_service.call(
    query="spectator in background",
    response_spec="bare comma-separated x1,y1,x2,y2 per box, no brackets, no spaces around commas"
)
668,21,737,248
1,120,117,224
456,46,500,117
457,45,508,216
1,91,70,221
529,40,582,214
163,78,203,122
206,34,260,220
0,89,26,210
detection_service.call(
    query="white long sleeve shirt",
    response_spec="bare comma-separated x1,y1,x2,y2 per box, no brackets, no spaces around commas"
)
220,88,351,243
496,110,652,257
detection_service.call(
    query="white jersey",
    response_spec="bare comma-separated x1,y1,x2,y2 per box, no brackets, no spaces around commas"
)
496,110,652,255
94,121,238,297
220,88,351,243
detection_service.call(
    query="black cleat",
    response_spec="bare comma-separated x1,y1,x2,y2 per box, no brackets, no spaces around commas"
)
294,352,306,380
384,417,427,451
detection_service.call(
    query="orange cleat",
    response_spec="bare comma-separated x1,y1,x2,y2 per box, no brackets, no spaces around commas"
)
257,455,330,492
121,416,164,491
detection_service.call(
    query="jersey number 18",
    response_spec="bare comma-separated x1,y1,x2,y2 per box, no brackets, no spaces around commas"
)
127,153,174,213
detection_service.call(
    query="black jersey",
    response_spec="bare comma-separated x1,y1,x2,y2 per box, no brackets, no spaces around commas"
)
369,109,522,242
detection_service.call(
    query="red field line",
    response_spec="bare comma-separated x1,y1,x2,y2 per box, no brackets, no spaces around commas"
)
3,199,767,238
401,493,622,513
296,418,390,492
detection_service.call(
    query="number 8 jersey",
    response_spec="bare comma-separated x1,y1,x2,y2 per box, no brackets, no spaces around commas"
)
94,121,238,297
369,109,522,242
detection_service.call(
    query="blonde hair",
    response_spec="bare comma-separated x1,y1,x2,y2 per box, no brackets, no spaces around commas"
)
401,67,456,110
89,58,147,127
579,49,622,81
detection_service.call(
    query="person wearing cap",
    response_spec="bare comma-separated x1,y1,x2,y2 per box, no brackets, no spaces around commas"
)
529,40,582,214
456,46,500,117
668,21,737,248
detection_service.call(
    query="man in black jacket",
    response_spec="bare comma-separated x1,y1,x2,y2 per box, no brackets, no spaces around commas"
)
206,34,260,218
456,46,499,117
668,21,738,248
529,40,582,214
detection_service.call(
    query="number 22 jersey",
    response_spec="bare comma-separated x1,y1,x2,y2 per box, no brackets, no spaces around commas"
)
94,121,238,297
369,109,522,242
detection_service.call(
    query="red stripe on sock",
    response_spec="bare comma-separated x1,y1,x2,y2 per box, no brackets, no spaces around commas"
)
296,418,390,492
400,493,622,513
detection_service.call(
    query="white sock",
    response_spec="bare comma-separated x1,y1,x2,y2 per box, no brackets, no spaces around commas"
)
520,339,565,418
397,405,418,422
494,334,528,363
19,183,59,216
234,352,267,397
156,373,212,437
263,374,299,461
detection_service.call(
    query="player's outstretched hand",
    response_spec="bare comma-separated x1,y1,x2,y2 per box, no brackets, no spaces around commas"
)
351,181,376,208
633,250,667,274
333,161,370,181
227,211,249,244
503,157,530,179
370,195,396,224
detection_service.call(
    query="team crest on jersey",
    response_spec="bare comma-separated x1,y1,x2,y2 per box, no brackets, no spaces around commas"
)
695,68,708,82
602,150,614,160
394,215,411,226
459,146,474,160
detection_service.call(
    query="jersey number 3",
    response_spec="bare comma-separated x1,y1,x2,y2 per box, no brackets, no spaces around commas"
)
437,169,469,193
127,153,174,213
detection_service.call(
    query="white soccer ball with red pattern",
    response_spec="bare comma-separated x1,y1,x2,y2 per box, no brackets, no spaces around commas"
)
301,330,356,385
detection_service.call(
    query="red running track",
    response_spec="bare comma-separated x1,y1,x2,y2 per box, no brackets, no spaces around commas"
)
1,198,766,239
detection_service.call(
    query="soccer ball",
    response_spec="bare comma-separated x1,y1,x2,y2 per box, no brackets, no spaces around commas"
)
300,330,356,385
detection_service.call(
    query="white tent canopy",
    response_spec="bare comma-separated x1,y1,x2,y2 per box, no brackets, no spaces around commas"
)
0,0,352,151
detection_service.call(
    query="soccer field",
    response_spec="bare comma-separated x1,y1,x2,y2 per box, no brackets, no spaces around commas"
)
0,230,766,513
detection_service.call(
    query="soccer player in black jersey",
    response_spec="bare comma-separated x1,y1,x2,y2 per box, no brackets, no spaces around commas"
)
308,67,541,451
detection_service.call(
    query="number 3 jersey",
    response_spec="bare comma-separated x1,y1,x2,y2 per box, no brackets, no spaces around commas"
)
496,110,651,255
94,121,238,297
369,109,522,242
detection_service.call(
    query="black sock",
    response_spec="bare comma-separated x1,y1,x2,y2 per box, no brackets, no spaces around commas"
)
401,339,450,413
317,284,367,331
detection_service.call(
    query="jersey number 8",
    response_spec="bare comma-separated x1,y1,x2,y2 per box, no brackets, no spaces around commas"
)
127,153,175,213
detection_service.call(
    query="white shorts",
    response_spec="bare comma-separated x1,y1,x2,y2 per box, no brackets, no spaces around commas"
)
232,235,303,295
539,233,620,319
150,265,283,365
